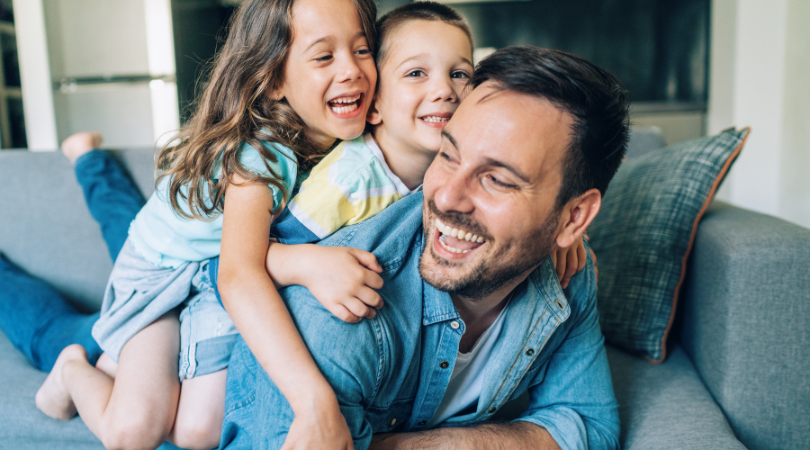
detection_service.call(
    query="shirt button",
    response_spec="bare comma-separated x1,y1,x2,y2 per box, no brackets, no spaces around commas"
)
450,321,460,329
417,420,427,426
440,361,449,369
488,407,497,414
526,348,535,356
390,418,397,426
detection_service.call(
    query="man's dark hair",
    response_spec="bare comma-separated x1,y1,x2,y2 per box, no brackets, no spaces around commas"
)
375,2,473,69
472,46,630,208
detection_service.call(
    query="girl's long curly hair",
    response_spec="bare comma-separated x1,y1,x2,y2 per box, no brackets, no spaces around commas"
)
156,0,377,220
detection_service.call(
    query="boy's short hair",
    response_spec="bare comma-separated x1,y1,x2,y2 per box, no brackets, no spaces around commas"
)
375,2,473,69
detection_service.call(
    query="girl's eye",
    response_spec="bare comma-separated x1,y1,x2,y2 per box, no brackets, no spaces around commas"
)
357,48,371,56
406,70,426,77
315,54,333,62
451,71,470,79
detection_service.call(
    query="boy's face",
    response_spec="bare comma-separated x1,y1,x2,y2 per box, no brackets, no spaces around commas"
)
369,20,473,157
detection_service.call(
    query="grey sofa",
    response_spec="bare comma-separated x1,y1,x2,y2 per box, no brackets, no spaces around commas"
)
1,144,808,450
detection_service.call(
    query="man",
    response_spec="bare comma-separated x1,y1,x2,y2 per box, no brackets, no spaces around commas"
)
217,46,630,450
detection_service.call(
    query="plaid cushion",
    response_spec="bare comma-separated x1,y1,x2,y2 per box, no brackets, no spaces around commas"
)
589,128,749,363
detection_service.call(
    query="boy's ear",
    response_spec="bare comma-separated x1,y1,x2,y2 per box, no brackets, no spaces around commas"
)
555,189,601,249
366,97,382,125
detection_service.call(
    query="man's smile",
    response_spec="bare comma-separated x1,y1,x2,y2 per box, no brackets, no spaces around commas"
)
433,218,486,257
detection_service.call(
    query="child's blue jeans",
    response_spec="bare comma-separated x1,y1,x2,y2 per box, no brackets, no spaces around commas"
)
0,150,145,372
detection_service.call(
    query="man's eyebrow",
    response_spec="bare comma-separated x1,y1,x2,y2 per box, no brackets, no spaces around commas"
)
483,157,531,183
441,130,457,149
442,131,529,182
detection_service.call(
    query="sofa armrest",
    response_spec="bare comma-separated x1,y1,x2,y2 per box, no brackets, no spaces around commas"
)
679,201,810,450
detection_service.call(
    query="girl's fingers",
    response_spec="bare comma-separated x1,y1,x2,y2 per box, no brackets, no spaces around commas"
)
363,270,384,290
355,286,384,309
343,298,374,320
351,249,382,273
330,305,362,324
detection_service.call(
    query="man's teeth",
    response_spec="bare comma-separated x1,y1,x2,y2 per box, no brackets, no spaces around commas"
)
435,219,484,244
422,116,449,123
439,235,469,253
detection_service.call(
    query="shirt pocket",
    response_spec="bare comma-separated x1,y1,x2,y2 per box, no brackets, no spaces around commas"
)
366,398,414,433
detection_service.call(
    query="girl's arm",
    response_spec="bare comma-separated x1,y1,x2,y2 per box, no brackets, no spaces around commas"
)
218,176,352,450
265,242,384,322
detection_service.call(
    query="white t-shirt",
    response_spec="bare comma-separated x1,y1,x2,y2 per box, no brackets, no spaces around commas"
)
428,305,509,426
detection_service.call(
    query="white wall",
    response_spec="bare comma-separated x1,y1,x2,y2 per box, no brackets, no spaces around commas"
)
15,0,179,150
709,0,810,228
12,0,58,151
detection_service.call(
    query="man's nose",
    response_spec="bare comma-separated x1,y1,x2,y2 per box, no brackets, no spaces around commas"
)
433,170,474,214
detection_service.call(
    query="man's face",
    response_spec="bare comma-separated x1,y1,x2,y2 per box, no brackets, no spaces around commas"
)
420,82,575,297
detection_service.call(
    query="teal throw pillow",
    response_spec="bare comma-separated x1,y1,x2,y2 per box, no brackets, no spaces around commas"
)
589,127,749,363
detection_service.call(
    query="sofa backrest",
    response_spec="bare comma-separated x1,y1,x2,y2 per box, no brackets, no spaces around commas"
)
0,149,155,311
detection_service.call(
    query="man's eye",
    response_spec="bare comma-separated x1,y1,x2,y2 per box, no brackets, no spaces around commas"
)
406,70,426,77
487,174,515,189
451,71,470,79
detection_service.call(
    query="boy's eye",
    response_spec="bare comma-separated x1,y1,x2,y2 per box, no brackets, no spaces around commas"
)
451,71,470,79
406,70,426,77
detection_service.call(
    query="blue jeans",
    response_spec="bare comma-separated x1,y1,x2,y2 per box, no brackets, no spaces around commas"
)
0,150,145,372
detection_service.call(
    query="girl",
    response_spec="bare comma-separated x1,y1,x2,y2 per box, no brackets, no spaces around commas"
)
36,0,381,449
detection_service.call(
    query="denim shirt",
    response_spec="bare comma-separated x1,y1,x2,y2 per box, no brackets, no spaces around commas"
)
214,193,619,450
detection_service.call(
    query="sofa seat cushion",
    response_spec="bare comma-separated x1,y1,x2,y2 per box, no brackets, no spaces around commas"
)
607,344,745,450
0,330,104,449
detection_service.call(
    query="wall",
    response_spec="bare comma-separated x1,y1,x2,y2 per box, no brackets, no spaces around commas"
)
12,0,57,150
709,0,810,228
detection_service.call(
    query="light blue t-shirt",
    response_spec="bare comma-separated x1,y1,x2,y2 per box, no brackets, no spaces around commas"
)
128,141,298,268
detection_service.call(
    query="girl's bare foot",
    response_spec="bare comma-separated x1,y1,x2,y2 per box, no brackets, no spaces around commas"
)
35,344,87,420
61,132,103,164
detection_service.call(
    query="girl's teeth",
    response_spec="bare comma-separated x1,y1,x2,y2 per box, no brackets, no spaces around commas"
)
331,103,359,114
422,116,449,123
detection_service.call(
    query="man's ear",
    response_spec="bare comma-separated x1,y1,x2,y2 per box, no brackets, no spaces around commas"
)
366,94,383,125
555,188,601,249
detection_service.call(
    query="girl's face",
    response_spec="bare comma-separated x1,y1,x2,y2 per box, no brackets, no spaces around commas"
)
278,0,377,149
369,20,473,157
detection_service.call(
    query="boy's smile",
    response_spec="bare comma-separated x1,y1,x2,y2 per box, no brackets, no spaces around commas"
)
369,20,473,162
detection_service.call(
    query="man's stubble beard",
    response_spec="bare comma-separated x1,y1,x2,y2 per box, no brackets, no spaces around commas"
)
419,202,559,298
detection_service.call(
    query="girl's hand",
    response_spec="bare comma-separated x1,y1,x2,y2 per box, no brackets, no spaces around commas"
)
551,235,588,289
281,394,354,450
267,244,384,323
